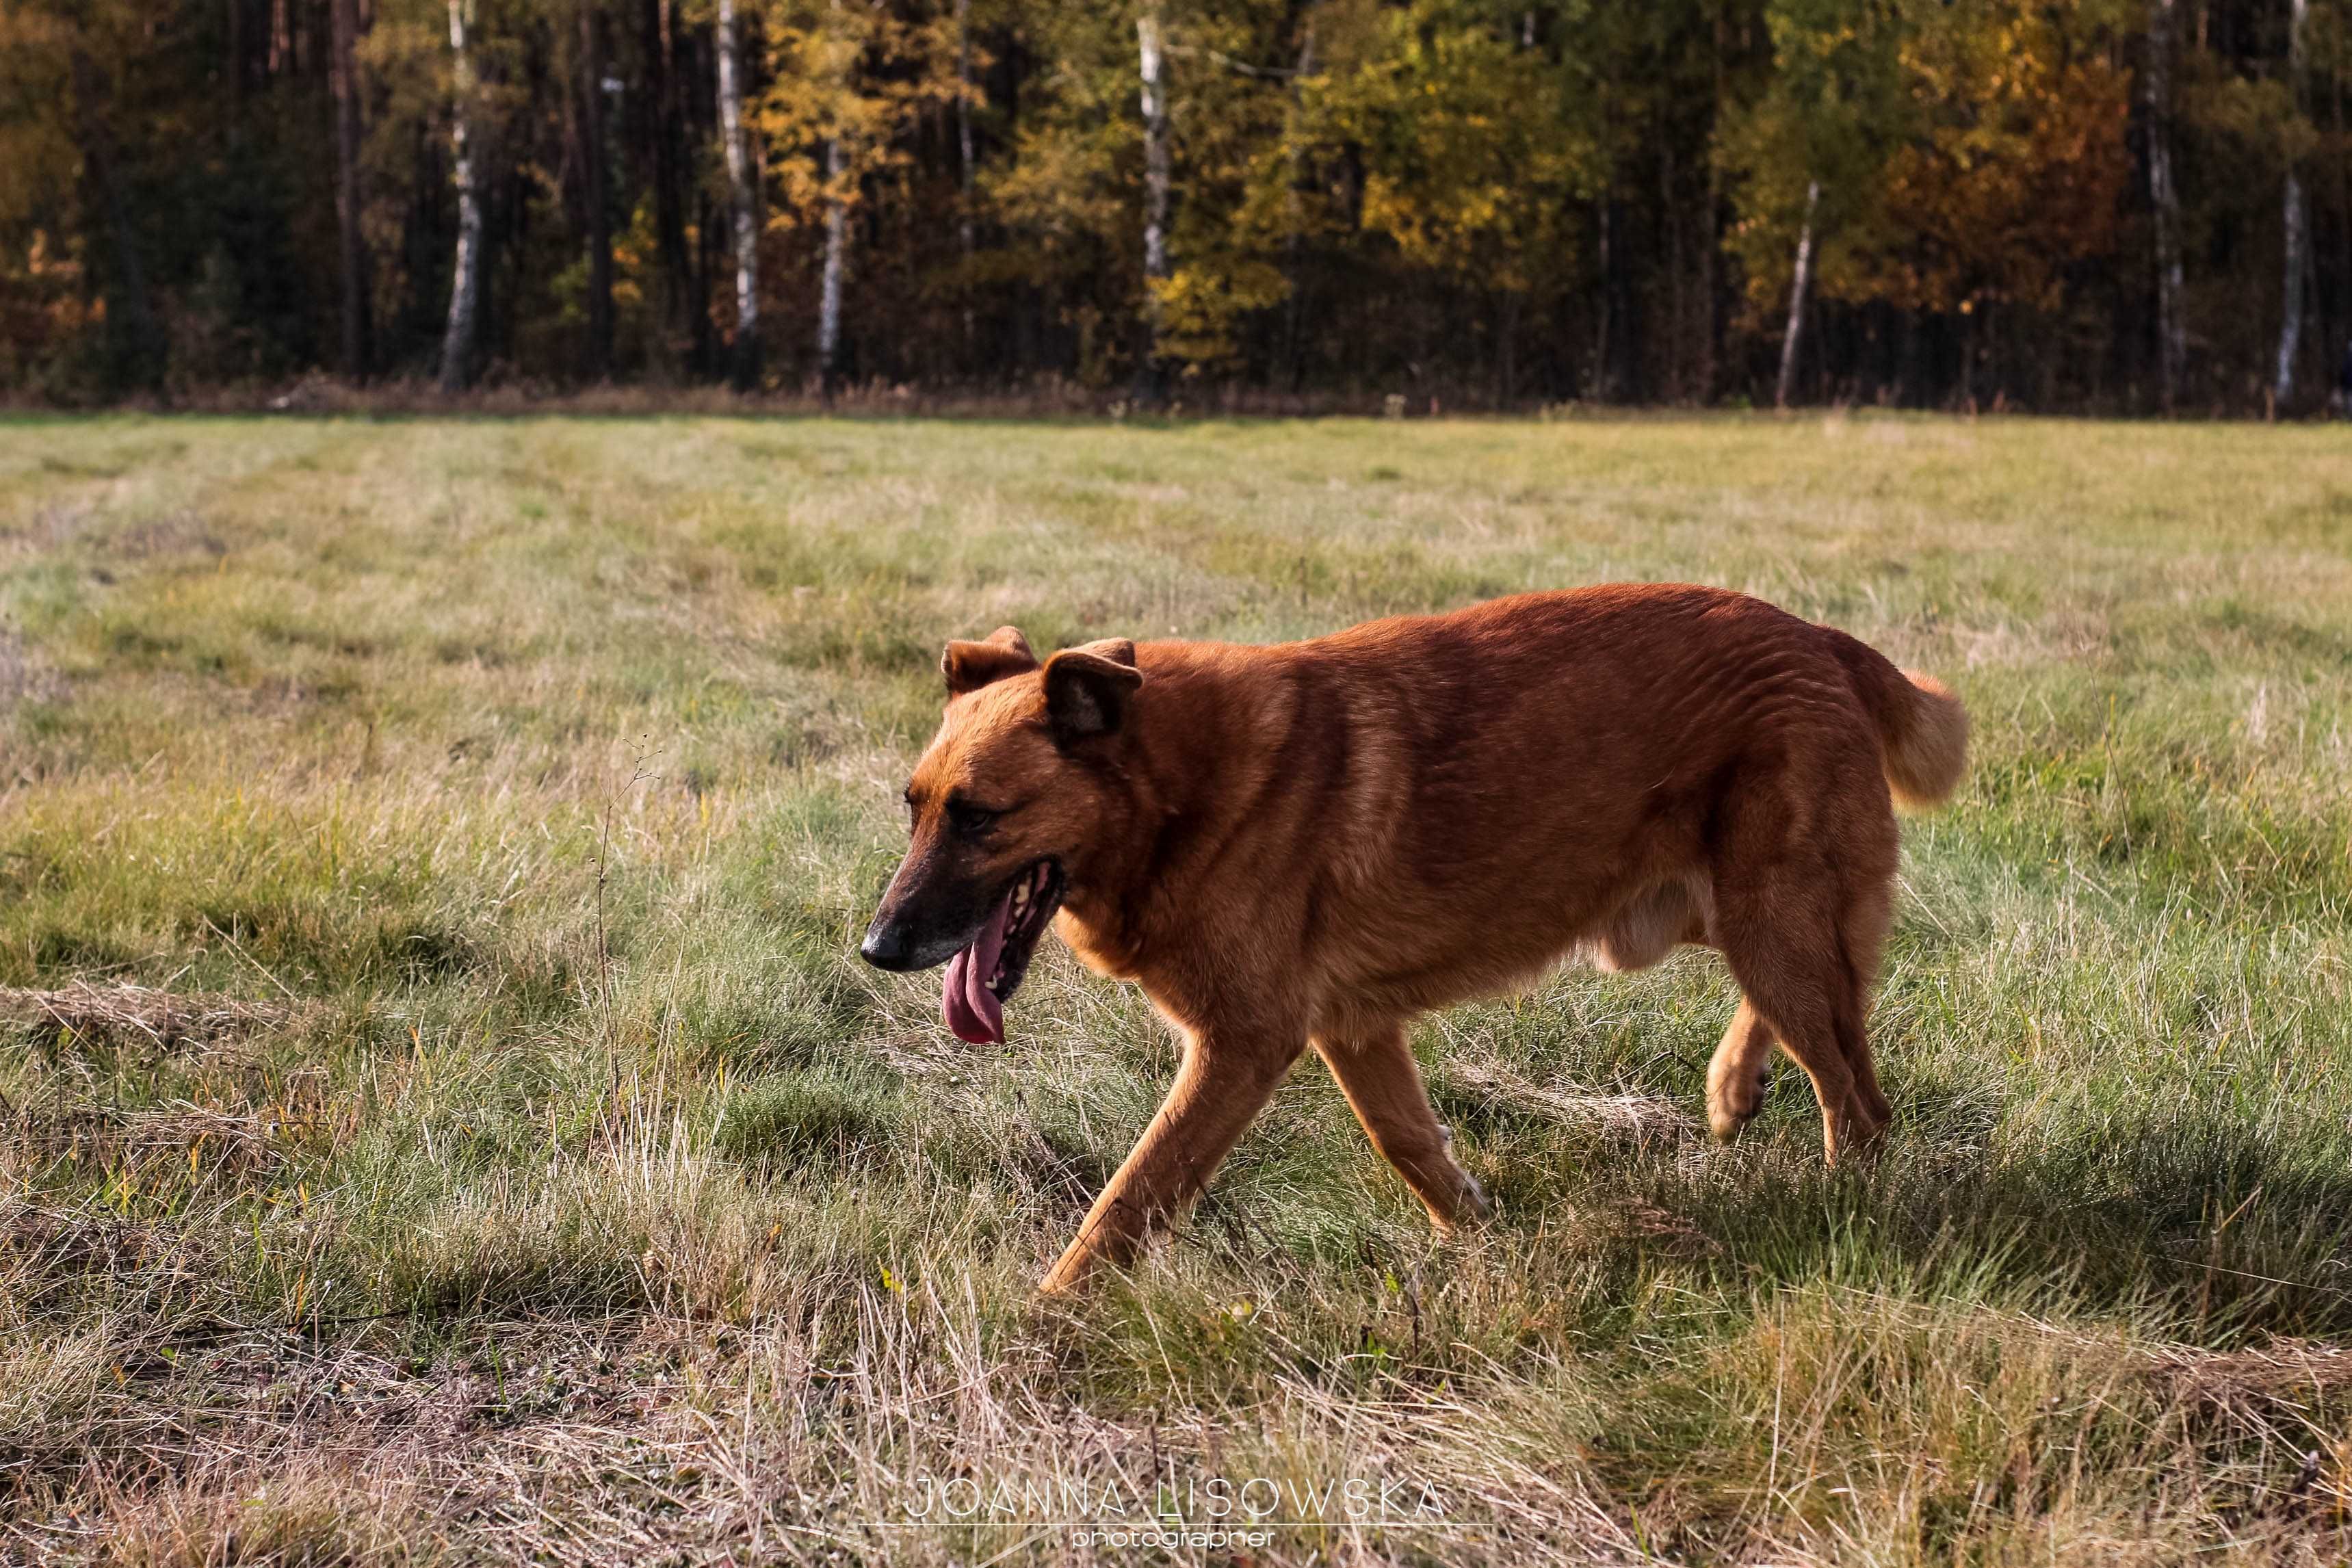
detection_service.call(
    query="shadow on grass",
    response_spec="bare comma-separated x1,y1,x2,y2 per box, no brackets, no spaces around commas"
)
1506,1103,2352,1344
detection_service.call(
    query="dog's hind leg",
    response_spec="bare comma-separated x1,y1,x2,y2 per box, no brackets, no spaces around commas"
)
1838,877,1895,1134
1316,1022,1491,1232
1710,873,1887,1165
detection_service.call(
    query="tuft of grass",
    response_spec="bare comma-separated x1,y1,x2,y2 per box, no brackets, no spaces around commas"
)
2,412,2350,1563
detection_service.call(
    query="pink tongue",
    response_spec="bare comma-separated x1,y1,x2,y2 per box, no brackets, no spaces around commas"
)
941,891,1012,1044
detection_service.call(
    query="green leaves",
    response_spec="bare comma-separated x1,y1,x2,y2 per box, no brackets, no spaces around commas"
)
1299,0,1600,293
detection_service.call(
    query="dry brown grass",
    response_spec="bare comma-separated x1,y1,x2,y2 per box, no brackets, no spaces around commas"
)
0,982,289,1055
3,412,2350,1562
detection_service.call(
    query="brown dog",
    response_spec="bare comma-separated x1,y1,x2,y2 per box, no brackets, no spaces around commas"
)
861,584,1966,1294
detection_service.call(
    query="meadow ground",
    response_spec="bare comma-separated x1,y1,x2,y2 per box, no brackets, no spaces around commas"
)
2,412,2351,1566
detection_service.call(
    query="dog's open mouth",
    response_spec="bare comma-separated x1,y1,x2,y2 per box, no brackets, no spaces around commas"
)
942,860,1064,1044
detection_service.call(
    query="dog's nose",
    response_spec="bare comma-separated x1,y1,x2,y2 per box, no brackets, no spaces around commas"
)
860,920,917,971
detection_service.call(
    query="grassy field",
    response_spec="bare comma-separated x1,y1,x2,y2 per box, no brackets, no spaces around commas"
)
2,412,2350,1565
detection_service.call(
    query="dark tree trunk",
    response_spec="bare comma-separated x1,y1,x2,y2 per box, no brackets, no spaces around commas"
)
1278,14,1316,393
228,0,246,108
1701,3,1727,404
1497,289,1518,405
643,0,695,374
331,0,373,380
1661,136,1684,402
579,0,614,380
2145,0,2186,410
1591,198,1612,400
954,0,976,360
68,48,166,395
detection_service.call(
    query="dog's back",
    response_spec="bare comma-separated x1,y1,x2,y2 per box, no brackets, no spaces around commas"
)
1111,584,1961,1023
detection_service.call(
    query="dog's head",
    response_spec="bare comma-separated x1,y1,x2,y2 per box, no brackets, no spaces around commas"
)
859,626,1144,1043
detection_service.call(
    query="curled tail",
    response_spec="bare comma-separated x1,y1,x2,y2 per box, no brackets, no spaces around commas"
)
1827,631,1969,811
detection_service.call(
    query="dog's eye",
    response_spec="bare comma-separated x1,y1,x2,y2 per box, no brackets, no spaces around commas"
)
947,801,999,837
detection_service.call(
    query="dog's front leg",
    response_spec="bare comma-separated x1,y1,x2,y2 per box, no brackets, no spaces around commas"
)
1038,1025,1303,1296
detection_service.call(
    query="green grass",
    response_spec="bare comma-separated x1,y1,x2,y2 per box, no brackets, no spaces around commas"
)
3,410,2351,1564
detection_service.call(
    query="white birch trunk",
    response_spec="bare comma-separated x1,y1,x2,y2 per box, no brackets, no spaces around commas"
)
716,0,760,389
818,137,847,391
439,0,483,394
2146,0,2186,410
1136,10,1171,383
2276,0,2310,404
1775,179,1819,411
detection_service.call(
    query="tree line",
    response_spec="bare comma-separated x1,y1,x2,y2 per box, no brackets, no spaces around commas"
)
2,0,2345,413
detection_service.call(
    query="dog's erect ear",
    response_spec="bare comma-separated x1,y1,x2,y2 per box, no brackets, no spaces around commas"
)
1043,640,1142,745
941,626,1038,695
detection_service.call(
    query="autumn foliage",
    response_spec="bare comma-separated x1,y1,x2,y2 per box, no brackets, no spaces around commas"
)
0,0,2342,410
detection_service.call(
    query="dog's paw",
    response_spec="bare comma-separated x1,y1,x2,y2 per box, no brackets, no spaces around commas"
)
1432,1123,1494,1227
1456,1168,1493,1223
1706,1060,1773,1142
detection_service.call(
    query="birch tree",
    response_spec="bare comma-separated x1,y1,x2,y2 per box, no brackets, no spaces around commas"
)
1135,8,1171,400
817,134,846,391
1720,0,1906,408
439,0,484,393
811,0,848,393
757,0,958,391
1775,178,1818,409
1,0,2347,408
2276,0,2310,406
716,0,761,390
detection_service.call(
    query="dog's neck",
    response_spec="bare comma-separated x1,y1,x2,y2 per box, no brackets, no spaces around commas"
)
1057,644,1312,971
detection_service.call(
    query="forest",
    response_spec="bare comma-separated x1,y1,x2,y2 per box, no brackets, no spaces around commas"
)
1,0,2345,413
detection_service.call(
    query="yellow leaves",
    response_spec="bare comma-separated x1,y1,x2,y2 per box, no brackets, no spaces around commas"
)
986,122,1129,253
1301,0,1595,290
749,1,963,223
1869,2,2130,313
1728,0,2132,317
1150,260,1289,369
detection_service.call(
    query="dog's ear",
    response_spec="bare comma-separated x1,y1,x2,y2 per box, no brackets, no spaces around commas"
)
942,626,1038,695
1043,640,1142,745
